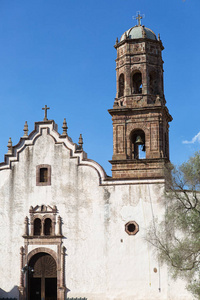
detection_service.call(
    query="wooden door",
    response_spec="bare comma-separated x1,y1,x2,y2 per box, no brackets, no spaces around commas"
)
29,253,57,300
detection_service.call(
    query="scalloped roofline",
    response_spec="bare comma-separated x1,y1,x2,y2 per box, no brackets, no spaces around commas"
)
0,120,107,184
0,120,166,186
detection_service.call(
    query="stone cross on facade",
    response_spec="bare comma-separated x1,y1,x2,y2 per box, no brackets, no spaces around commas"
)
133,11,144,26
42,105,50,121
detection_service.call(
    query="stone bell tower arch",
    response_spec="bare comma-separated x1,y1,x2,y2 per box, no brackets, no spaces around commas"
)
109,13,172,179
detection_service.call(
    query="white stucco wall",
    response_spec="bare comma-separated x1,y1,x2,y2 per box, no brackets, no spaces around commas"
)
0,122,193,300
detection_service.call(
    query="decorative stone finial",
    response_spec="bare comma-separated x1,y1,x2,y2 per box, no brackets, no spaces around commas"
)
78,134,83,149
115,37,118,45
42,105,50,121
7,137,13,155
142,26,146,38
61,118,68,137
155,95,161,105
158,33,160,41
23,121,28,138
53,205,57,212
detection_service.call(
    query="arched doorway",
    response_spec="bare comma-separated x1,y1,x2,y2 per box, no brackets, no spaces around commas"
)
29,252,57,300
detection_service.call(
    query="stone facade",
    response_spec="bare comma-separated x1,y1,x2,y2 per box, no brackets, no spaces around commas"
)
0,21,193,300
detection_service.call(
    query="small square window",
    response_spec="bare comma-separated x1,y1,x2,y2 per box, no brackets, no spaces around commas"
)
36,165,51,186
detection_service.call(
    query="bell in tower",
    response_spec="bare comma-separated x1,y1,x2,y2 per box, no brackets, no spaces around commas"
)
109,13,173,180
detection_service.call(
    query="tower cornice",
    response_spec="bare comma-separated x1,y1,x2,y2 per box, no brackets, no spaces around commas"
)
114,37,164,51
108,105,172,122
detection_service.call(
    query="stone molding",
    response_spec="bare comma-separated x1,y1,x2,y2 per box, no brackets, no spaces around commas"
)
23,205,62,238
20,244,66,299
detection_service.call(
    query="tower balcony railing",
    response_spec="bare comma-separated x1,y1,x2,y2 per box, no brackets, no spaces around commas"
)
114,94,166,108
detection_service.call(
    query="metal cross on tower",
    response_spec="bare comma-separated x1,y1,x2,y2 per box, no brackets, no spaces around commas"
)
133,11,145,26
42,105,50,121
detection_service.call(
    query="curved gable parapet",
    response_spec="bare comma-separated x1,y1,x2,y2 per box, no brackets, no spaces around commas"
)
78,158,107,184
0,120,107,183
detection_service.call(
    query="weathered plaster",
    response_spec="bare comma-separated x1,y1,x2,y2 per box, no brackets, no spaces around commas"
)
0,121,193,300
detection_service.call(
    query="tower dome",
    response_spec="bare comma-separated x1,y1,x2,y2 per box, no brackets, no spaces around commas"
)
120,25,157,42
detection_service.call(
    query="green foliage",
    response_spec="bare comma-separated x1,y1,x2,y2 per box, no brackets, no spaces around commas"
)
148,151,200,299
180,151,200,190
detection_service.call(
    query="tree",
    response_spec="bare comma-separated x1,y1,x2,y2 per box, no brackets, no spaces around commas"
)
148,151,200,299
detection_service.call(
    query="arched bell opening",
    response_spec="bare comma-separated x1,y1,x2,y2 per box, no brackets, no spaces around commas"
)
130,130,146,159
132,71,142,94
34,218,41,236
44,218,52,236
28,252,57,300
118,73,124,97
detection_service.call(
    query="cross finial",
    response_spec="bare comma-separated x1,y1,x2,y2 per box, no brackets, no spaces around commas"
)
133,11,145,26
42,105,50,121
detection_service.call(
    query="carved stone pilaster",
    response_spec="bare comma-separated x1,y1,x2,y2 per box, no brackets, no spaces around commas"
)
52,214,56,235
41,219,44,236
57,216,62,236
24,217,29,236
30,219,34,236
20,247,25,287
19,247,25,300
61,246,66,288
57,245,66,300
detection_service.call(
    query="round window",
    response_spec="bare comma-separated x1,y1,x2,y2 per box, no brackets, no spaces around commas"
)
125,221,139,235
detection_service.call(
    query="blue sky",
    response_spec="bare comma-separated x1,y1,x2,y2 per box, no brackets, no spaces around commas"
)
0,0,199,175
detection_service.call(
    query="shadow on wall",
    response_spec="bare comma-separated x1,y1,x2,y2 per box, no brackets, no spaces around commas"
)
0,286,18,299
66,298,87,300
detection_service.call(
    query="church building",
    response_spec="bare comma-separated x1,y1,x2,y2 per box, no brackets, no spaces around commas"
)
0,14,193,300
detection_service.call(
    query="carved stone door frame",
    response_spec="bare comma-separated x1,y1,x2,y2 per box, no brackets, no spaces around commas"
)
19,205,66,300
19,246,66,300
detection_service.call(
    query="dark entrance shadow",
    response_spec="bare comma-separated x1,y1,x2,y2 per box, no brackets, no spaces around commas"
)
0,286,18,299
29,252,57,300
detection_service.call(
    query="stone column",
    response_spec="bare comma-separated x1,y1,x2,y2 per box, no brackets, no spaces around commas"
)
59,246,66,300
41,219,45,236
24,217,29,236
52,214,56,235
19,247,25,300
57,216,62,236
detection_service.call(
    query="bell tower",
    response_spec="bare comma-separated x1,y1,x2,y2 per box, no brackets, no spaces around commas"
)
109,14,172,179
